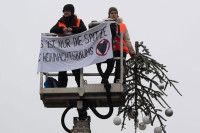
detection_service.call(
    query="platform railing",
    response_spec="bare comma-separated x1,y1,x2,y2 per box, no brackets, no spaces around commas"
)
40,31,125,89
40,30,125,107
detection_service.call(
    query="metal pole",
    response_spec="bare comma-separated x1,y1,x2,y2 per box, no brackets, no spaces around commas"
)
120,32,123,89
40,72,43,96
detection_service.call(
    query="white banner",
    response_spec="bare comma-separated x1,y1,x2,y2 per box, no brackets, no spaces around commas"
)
38,22,113,72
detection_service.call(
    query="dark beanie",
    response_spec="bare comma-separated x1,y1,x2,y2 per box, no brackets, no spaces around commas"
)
63,4,75,15
108,7,118,16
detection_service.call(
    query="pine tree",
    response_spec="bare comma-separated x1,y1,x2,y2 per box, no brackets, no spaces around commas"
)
118,41,182,133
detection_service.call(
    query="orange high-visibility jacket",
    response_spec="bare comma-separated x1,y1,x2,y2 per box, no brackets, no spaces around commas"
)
58,18,81,28
113,23,129,53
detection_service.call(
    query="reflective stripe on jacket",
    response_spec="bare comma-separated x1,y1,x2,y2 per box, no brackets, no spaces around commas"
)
58,18,81,28
113,23,129,53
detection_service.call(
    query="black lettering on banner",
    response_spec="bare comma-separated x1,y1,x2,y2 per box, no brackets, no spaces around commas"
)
58,39,71,48
52,53,56,62
38,53,41,62
67,52,72,59
89,33,94,42
65,39,71,47
78,50,84,59
63,53,67,61
71,51,75,60
99,26,107,38
64,52,68,61
58,40,64,48
83,25,108,44
84,34,89,44
41,40,43,48
57,53,63,61
46,40,55,48
88,31,98,42
40,24,110,63
89,47,93,55
73,36,83,46
93,31,98,40
102,26,107,36
49,53,53,61
84,49,88,56
73,51,79,60
43,53,49,62
41,46,95,62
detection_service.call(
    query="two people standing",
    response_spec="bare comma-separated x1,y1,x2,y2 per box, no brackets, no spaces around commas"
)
50,4,134,87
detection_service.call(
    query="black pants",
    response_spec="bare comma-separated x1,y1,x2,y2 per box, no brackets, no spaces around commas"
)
58,69,80,87
96,50,127,84
113,51,127,83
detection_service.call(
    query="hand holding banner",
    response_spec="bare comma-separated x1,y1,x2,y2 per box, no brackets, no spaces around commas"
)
38,22,113,72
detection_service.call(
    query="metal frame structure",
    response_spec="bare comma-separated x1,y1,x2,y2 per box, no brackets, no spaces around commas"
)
40,32,125,108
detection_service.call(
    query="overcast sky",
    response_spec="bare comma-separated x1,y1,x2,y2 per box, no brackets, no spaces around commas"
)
0,0,200,132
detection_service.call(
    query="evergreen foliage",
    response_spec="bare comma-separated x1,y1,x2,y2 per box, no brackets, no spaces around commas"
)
118,42,182,133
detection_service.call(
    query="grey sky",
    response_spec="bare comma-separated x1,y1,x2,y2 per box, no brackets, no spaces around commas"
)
0,0,199,132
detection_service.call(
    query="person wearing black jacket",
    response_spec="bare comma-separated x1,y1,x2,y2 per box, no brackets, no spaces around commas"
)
50,4,87,87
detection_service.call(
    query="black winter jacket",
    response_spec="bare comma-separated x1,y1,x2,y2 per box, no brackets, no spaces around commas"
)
50,15,87,34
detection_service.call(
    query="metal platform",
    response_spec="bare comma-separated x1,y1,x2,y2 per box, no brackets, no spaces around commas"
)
40,32,125,108
40,72,125,108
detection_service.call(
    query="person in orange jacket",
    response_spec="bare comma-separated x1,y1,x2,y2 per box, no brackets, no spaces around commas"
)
107,7,135,83
50,4,86,35
50,4,87,87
